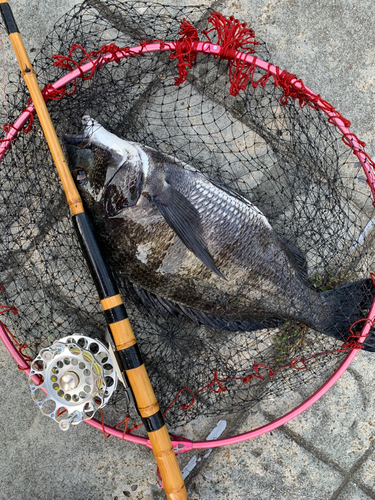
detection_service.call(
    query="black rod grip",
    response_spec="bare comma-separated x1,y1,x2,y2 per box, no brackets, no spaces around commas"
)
118,344,143,370
0,3,18,34
73,212,120,301
104,304,128,324
142,411,165,433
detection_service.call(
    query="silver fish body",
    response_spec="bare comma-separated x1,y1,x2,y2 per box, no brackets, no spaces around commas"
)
65,117,374,346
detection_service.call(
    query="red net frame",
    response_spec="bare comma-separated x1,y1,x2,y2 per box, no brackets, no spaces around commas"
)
1,15,375,452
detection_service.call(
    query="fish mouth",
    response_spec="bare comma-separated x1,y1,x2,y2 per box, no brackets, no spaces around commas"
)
64,117,97,173
63,136,91,175
63,115,99,151
63,132,126,186
63,135,133,190
64,116,146,211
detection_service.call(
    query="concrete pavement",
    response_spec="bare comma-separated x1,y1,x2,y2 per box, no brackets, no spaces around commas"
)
0,1,374,499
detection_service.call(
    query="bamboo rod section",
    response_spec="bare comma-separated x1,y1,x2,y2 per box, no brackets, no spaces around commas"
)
0,2,187,498
5,29,84,214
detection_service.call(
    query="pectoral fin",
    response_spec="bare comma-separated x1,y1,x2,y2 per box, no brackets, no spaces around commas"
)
149,182,225,279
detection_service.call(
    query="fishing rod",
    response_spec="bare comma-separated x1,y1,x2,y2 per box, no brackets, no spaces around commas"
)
0,2,187,498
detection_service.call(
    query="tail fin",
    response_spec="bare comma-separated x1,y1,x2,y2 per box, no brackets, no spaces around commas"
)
318,278,375,351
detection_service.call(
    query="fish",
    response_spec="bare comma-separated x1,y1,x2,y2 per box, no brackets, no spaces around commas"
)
64,116,375,351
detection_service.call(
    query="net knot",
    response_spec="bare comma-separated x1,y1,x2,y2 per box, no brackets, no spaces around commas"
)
163,388,195,417
21,108,34,133
41,83,68,101
342,132,366,149
342,318,373,350
128,421,143,433
197,369,229,394
112,413,143,439
53,44,89,78
17,85,69,135
3,123,15,134
99,43,122,64
290,358,307,370
53,43,141,95
180,18,199,40
17,364,30,372
169,19,199,86
202,12,259,96
3,121,25,135
273,68,315,107
241,362,275,383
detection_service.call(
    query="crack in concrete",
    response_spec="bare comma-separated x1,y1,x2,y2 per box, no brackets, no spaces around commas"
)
329,441,375,500
346,366,370,412
263,410,375,500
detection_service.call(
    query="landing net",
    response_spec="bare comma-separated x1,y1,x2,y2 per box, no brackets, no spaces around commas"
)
1,1,374,430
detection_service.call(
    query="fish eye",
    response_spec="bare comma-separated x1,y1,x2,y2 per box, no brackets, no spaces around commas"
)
73,169,87,182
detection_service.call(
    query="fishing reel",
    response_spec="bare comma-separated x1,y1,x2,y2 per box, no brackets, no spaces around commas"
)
28,335,118,431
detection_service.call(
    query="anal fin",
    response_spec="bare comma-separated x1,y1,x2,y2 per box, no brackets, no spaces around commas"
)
118,277,282,333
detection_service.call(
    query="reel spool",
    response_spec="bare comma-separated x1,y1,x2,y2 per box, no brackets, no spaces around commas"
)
28,335,118,431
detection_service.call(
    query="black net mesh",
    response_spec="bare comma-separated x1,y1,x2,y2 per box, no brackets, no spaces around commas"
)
0,0,374,428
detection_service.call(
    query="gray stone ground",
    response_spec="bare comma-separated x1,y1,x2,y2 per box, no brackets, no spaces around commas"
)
0,0,375,499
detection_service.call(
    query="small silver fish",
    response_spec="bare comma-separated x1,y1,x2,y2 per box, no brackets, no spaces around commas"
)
65,117,374,349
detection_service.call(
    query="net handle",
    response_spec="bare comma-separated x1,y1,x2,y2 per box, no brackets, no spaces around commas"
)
0,4,187,498
1,39,374,452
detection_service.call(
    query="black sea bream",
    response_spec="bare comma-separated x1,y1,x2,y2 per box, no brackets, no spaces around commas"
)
65,116,374,350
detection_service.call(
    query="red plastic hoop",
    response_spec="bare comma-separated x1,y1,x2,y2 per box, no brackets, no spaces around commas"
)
1,41,375,452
